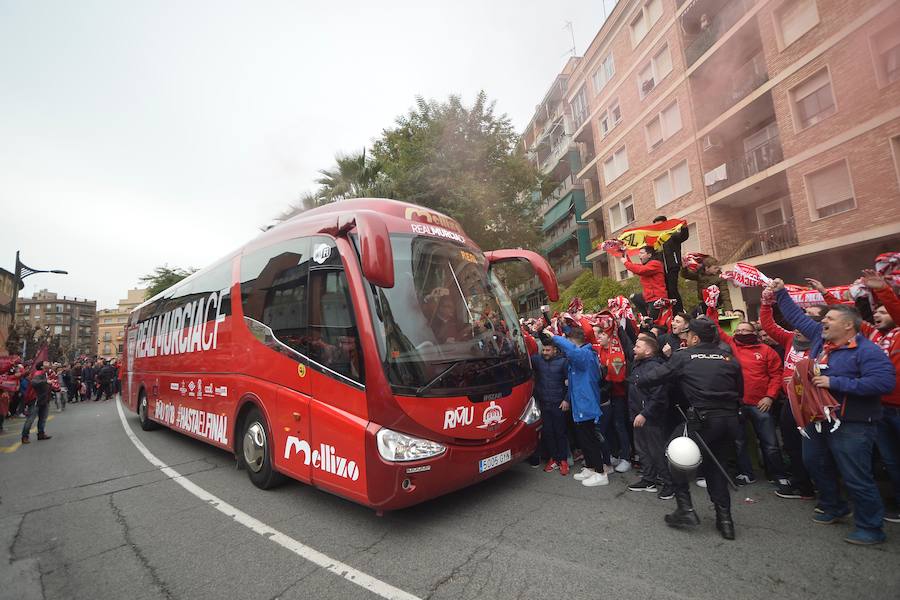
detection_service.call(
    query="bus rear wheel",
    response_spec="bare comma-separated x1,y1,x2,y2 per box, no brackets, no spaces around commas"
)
240,407,284,489
138,393,159,431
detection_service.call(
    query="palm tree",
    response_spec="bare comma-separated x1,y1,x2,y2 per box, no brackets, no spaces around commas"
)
316,149,392,201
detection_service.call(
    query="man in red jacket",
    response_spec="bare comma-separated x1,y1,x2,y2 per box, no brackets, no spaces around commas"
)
711,312,788,487
625,246,667,319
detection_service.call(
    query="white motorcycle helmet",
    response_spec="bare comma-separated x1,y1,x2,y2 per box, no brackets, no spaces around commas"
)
666,436,702,471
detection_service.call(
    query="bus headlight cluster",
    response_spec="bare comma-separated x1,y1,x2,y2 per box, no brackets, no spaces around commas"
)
376,428,447,462
519,396,541,425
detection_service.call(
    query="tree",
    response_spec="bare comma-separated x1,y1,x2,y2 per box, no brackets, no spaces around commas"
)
372,92,541,252
315,149,392,202
551,271,700,316
139,265,197,298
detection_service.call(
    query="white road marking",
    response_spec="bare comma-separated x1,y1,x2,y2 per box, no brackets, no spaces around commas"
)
115,399,421,600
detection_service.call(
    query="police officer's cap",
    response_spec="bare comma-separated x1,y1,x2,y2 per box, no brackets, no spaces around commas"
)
687,317,717,342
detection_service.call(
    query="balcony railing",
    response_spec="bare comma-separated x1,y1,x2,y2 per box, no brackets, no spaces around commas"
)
725,220,799,262
684,0,754,66
704,134,783,194
540,173,580,213
541,134,572,173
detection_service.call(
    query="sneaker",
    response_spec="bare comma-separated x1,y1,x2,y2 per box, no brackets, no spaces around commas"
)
609,456,621,467
813,509,852,524
695,478,707,488
814,504,825,514
657,486,675,500
775,483,815,500
844,528,886,545
573,467,596,481
735,474,756,486
883,511,900,524
614,460,632,474
559,461,570,476
543,459,559,473
582,472,609,487
627,479,658,492
572,450,584,464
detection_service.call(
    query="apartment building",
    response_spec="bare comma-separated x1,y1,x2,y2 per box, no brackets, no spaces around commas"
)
515,58,598,315
15,289,97,356
0,268,18,355
553,0,900,315
97,288,146,359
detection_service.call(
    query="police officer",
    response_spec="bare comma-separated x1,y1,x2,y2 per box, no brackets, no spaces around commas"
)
638,317,743,540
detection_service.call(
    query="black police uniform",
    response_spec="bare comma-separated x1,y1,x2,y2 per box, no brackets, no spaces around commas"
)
639,322,743,540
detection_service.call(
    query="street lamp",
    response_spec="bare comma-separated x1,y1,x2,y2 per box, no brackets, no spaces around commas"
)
8,250,68,328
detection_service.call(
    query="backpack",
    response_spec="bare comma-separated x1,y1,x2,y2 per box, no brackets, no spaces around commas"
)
786,358,841,436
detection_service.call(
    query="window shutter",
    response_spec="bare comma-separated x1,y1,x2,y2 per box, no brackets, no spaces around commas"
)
672,161,692,196
808,162,852,209
647,117,663,147
792,68,830,101
661,102,681,136
654,173,673,207
654,45,672,78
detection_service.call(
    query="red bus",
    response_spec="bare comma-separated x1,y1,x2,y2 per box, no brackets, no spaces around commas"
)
122,198,558,510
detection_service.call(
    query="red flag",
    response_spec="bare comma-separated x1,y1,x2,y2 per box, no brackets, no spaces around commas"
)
31,343,49,371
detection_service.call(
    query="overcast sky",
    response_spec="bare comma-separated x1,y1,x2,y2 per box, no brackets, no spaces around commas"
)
1,0,612,309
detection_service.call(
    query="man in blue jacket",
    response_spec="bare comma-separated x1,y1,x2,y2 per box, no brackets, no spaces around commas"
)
773,279,896,545
531,344,570,475
544,326,607,487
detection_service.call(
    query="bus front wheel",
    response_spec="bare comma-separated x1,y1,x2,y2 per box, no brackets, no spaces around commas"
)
138,393,159,431
240,407,284,489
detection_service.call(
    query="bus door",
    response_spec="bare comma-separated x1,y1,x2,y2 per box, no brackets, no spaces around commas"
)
305,236,368,497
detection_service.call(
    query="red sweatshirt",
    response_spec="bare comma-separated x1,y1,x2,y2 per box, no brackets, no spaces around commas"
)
710,310,782,406
866,287,900,408
759,303,808,388
624,258,667,302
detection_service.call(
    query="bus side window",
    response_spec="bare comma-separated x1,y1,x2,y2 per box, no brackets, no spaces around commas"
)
242,238,311,357
307,269,363,383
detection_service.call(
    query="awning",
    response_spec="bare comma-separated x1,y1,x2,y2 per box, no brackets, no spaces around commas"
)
541,197,574,231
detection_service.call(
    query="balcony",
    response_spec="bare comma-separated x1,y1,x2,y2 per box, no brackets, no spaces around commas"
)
540,173,580,214
704,134,783,194
723,220,799,262
683,0,754,66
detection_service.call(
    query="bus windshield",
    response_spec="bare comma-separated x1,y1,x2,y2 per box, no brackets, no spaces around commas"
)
366,234,529,396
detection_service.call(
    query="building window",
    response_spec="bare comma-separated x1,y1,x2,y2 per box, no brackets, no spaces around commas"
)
45,303,52,310
104,317,113,324
103,343,111,354
653,160,692,208
892,136,900,190
592,53,616,94
54,325,62,334
630,0,663,47
645,100,682,150
608,196,636,232
790,68,836,130
603,146,629,184
638,44,672,99
599,99,622,137
22,305,29,314
805,159,855,220
775,0,819,49
570,86,589,129
103,332,112,341
683,223,700,254
871,20,900,86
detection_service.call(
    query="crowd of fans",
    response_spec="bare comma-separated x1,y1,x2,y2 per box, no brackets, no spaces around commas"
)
0,356,121,442
522,227,899,547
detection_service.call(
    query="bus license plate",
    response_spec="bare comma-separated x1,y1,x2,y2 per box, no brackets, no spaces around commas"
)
479,450,511,473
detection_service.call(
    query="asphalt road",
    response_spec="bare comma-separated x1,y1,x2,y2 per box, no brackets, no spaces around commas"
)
1,399,898,600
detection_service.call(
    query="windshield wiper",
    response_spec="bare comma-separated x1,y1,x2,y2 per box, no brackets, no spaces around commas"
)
415,360,464,396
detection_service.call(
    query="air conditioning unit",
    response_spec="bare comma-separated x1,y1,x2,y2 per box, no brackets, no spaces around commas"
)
702,134,722,151
641,79,656,95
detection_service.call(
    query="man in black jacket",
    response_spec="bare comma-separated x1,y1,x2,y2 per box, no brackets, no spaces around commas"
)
627,334,674,499
97,360,116,401
653,216,689,313
81,361,95,402
639,317,744,540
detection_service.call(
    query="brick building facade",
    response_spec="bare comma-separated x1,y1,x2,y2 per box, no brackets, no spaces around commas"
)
532,0,900,315
15,290,97,358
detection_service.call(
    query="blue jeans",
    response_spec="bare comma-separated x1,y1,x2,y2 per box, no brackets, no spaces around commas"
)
803,421,884,531
21,400,49,438
611,396,632,461
736,406,788,480
876,407,900,504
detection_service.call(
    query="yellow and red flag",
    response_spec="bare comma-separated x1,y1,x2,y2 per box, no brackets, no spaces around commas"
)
599,219,687,258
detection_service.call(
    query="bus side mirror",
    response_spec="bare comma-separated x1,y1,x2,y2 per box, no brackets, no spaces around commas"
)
484,249,559,302
355,212,395,288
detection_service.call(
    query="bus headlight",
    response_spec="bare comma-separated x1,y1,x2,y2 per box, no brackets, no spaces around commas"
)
519,396,541,425
376,428,446,462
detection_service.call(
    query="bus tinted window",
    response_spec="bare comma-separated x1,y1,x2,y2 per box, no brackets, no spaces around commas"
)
307,269,362,382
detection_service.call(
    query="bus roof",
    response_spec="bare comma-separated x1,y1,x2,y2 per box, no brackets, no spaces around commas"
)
132,198,474,315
